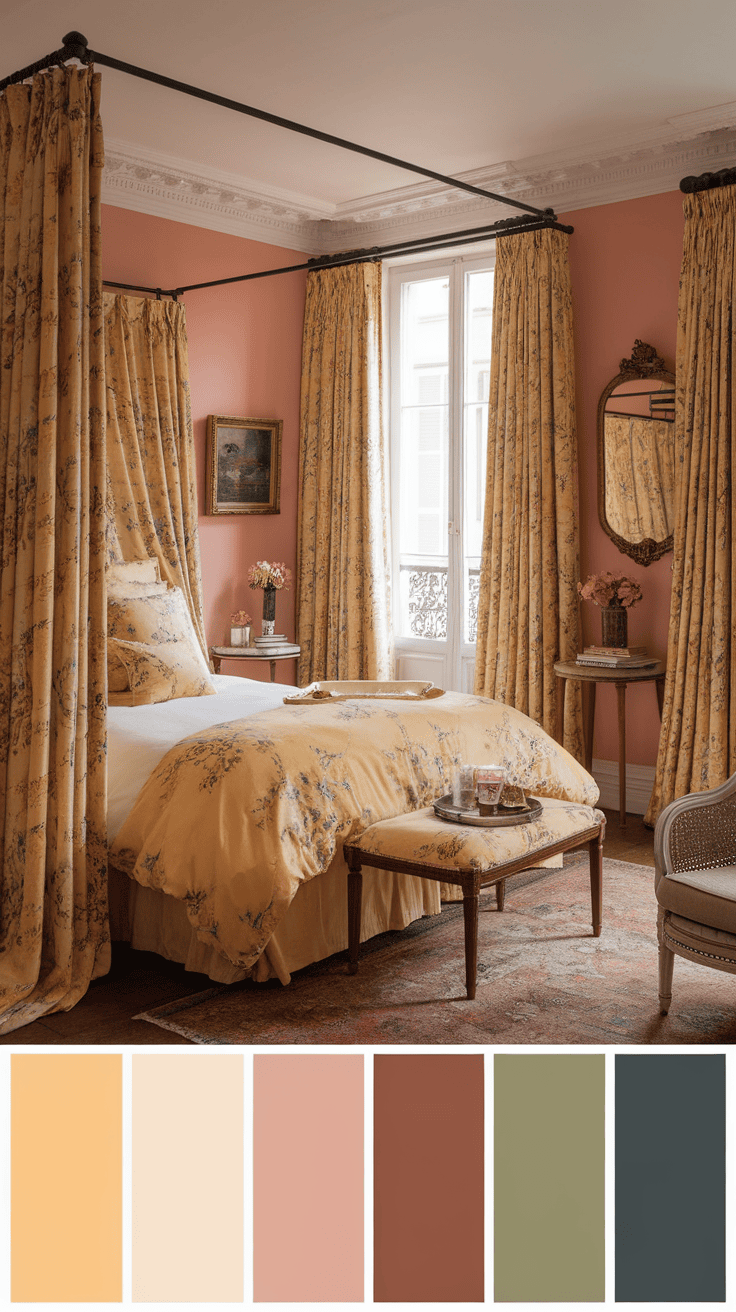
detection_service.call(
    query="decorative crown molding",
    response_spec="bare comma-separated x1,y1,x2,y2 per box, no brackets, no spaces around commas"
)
102,140,334,252
102,110,736,254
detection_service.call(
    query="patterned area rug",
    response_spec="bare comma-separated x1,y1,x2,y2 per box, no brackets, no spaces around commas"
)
135,858,736,1045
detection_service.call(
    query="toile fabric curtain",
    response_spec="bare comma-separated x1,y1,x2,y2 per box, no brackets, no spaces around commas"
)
0,68,109,1034
473,227,584,760
604,414,675,543
296,262,392,683
104,293,208,658
645,184,736,824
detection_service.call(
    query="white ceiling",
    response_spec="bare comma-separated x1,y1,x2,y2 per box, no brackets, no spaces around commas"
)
3,0,736,248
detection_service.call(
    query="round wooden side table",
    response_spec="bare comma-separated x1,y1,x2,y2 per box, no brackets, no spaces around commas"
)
210,644,300,684
554,659,665,827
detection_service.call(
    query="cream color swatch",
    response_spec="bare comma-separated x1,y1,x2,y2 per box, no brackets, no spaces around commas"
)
11,1054,122,1302
132,1054,243,1302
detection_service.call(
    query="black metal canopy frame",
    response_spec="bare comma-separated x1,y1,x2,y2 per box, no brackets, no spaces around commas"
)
1,31,574,299
680,166,736,193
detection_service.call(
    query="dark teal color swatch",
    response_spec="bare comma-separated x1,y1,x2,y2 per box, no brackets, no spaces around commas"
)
615,1053,725,1302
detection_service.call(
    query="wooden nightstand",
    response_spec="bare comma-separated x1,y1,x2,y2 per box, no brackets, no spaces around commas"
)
554,659,665,826
210,644,300,683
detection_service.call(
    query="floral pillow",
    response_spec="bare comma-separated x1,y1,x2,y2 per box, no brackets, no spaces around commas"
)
108,636,216,706
108,557,161,586
107,585,215,704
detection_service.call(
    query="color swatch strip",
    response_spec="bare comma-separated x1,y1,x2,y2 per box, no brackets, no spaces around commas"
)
374,1053,484,1303
494,1053,605,1303
615,1053,725,1302
132,1053,244,1302
253,1053,364,1302
11,1053,122,1303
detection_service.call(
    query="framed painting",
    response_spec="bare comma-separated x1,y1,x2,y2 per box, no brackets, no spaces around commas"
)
205,415,282,515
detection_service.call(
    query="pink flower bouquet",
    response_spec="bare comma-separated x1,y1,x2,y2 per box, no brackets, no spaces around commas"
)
248,561,292,591
577,572,643,609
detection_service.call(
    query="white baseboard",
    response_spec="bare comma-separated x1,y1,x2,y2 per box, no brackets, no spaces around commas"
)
591,758,656,815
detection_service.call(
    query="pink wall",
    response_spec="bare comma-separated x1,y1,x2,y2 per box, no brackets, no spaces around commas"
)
102,192,685,757
101,205,308,670
562,190,684,766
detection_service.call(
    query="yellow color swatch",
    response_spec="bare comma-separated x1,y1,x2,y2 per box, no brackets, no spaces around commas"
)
11,1054,122,1302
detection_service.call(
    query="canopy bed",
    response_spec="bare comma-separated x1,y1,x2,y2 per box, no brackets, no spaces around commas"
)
0,30,583,1032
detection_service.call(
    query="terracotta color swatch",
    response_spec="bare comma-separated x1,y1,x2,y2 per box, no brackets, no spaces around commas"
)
374,1053,484,1303
615,1053,725,1302
11,1053,122,1302
253,1053,364,1302
494,1053,604,1302
132,1054,244,1302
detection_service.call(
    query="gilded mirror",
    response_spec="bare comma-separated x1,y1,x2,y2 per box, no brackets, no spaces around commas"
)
596,340,675,567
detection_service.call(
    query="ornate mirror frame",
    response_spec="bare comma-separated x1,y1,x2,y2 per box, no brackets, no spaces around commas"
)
596,339,675,567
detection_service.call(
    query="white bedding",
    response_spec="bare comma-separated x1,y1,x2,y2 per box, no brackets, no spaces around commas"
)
107,673,289,841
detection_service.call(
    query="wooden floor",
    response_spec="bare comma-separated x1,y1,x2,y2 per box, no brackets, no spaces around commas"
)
0,807,655,1046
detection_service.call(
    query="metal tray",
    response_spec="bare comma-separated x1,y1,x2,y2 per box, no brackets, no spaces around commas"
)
433,794,543,827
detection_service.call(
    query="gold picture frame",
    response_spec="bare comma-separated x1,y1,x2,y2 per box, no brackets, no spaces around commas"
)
205,415,282,515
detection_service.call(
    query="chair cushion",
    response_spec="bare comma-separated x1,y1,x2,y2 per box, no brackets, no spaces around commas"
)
656,866,736,935
351,798,604,872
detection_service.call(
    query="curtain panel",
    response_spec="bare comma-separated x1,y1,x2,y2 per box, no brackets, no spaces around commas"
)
604,414,675,543
296,262,392,683
645,185,736,824
0,68,108,1034
473,228,584,760
104,293,208,659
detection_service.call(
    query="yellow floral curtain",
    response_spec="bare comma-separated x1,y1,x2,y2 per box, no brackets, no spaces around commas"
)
104,294,207,658
296,262,392,682
0,68,108,1034
604,414,675,542
473,228,584,759
645,184,736,823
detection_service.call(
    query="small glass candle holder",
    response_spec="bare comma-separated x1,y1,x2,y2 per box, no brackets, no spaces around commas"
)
452,764,476,810
475,765,506,813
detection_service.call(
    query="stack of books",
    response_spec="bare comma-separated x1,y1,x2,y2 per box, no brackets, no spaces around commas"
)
576,645,657,669
253,634,298,656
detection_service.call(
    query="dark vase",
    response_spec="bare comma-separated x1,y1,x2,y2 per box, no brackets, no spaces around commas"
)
601,604,627,648
262,585,277,636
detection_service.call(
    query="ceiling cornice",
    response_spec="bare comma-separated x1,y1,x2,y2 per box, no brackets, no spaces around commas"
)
102,140,334,252
101,114,736,255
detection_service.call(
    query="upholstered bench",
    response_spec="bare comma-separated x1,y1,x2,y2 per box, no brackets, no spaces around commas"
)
343,798,606,999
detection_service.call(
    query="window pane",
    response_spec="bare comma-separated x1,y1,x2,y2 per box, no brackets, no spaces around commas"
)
397,276,450,640
398,407,449,558
401,278,449,407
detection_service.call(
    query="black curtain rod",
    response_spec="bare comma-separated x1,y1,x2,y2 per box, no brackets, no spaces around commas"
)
1,31,556,223
102,213,573,299
680,165,736,193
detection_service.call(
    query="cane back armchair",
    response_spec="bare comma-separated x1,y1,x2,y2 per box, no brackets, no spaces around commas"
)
654,772,736,1013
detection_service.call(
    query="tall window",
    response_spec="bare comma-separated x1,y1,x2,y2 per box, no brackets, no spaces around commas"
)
388,252,494,692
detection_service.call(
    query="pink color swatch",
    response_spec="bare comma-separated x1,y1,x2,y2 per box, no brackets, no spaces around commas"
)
253,1054,364,1302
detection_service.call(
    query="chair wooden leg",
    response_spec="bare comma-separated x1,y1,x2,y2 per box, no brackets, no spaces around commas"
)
657,909,674,1014
496,878,506,912
658,943,674,1015
347,861,362,975
589,829,603,937
462,883,480,1000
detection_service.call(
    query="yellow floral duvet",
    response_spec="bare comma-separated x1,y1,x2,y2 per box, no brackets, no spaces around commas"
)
110,692,598,972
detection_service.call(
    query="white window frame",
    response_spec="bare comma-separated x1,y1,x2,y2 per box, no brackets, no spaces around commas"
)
386,244,495,692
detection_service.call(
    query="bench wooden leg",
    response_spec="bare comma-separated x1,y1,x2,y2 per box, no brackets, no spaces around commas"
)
347,860,362,974
462,881,480,1000
496,878,506,912
589,829,603,937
